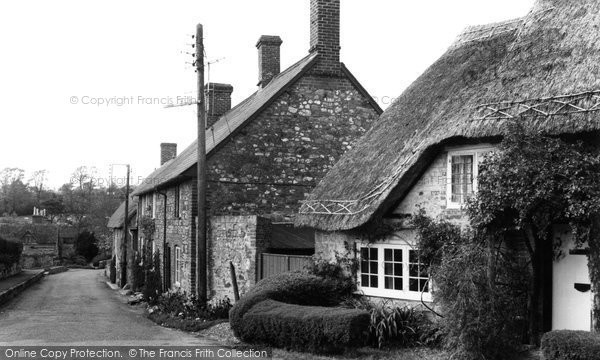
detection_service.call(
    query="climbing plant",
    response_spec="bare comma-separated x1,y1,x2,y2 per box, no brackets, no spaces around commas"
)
467,123,600,337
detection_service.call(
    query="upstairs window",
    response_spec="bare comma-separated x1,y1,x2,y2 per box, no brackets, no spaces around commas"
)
446,147,493,209
450,154,474,204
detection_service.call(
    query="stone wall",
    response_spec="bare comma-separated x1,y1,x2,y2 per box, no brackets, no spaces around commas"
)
0,262,21,280
206,75,379,220
207,215,270,300
151,181,196,294
21,244,57,269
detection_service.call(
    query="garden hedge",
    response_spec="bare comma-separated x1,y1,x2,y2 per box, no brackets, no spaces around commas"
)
0,236,23,266
230,272,369,353
541,330,600,360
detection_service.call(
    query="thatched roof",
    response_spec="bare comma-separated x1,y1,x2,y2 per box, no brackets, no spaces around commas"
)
296,0,600,231
107,198,138,229
133,53,319,196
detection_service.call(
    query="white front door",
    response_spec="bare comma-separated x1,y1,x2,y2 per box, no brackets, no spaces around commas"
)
552,225,592,331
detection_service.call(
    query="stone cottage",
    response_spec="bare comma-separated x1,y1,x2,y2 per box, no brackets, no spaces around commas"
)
132,0,382,299
297,0,600,333
0,215,77,268
107,196,138,287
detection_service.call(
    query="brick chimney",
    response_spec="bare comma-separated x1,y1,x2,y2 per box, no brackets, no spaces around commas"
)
309,0,341,76
206,83,233,128
160,143,177,165
256,35,283,88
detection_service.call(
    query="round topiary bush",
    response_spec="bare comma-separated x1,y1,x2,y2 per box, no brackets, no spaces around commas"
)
229,272,369,354
541,330,600,360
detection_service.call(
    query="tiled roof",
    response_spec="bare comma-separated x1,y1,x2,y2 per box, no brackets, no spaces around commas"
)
133,53,319,196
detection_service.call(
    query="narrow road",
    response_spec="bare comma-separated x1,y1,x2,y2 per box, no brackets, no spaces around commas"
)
0,269,218,346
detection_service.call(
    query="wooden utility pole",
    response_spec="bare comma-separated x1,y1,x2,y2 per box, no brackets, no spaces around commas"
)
196,23,207,302
125,165,135,289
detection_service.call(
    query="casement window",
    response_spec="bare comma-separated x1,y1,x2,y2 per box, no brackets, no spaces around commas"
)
174,246,182,287
446,147,493,209
358,244,431,301
174,185,181,219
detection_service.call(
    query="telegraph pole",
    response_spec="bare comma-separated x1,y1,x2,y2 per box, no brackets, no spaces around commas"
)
196,23,207,302
124,165,134,289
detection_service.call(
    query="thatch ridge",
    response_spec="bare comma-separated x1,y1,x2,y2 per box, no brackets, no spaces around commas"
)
296,0,600,231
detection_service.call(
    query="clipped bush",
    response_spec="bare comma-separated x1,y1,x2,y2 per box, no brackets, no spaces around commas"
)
230,272,368,354
242,299,369,353
541,330,600,360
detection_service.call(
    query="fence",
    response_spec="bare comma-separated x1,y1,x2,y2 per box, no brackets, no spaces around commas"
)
259,253,312,280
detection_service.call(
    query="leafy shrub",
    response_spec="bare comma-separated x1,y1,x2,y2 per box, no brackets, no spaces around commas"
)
413,212,527,360
230,272,368,354
541,331,600,360
242,299,369,353
0,236,22,266
155,291,232,320
143,251,162,305
342,296,443,349
75,231,99,262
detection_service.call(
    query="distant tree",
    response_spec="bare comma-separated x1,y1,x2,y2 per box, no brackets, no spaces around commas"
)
29,170,48,206
40,195,66,223
75,231,99,262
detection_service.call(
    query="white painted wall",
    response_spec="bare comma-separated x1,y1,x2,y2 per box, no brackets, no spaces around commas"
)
552,225,592,331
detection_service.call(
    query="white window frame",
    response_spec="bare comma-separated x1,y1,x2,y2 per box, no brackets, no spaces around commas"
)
174,246,182,287
357,243,432,302
446,145,494,209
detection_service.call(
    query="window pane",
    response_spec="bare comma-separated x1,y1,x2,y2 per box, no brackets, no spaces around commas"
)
371,276,378,288
384,249,392,261
394,263,402,276
361,260,368,273
361,248,369,260
409,250,418,263
394,277,403,290
409,264,418,277
409,278,418,292
370,262,378,274
361,275,370,287
384,263,393,275
385,277,393,289
370,248,378,260
394,249,402,262
421,279,429,292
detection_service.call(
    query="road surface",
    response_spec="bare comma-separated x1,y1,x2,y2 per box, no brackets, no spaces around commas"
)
0,269,218,346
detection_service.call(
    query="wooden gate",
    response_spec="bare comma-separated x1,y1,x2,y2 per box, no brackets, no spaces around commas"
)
259,253,313,280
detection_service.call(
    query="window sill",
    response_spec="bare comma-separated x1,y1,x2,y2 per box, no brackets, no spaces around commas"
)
358,287,432,302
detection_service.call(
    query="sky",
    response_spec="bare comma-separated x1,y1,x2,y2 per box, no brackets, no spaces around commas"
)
0,0,535,190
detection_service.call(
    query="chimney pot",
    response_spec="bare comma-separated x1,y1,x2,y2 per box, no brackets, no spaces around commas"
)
256,35,283,88
205,83,234,128
160,143,177,165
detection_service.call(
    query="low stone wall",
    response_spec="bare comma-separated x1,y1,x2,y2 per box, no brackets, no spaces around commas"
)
0,262,21,280
21,244,57,269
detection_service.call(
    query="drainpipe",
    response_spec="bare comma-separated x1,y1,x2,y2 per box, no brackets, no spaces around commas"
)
157,191,168,292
